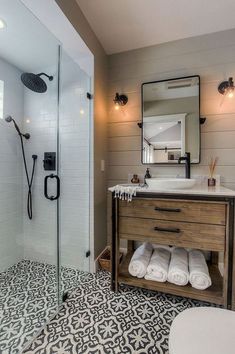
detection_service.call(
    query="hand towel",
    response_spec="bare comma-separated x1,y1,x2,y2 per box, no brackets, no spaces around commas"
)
128,242,153,278
167,247,189,286
144,246,171,282
189,249,212,290
109,184,139,202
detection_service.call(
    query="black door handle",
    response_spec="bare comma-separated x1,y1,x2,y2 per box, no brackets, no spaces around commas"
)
155,206,181,212
44,174,60,201
154,226,181,233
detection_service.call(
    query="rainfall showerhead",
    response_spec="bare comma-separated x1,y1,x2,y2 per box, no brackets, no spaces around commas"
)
21,72,53,93
5,115,30,139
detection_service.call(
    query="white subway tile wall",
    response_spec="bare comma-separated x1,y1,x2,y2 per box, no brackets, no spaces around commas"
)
59,52,91,270
22,65,58,266
0,54,91,272
0,58,24,271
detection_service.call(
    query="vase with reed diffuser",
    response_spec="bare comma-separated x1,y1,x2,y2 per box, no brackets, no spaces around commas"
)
208,157,218,186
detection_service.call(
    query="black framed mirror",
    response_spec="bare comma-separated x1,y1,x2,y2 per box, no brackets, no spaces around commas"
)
141,75,200,164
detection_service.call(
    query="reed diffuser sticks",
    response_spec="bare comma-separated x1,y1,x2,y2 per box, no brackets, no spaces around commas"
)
208,157,218,186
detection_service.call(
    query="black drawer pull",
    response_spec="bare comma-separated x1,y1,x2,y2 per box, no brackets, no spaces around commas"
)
154,206,181,213
154,226,181,233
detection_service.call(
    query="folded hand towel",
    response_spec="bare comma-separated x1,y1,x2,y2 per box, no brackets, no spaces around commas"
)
167,247,189,286
189,249,212,290
145,246,171,282
128,243,153,278
109,185,139,202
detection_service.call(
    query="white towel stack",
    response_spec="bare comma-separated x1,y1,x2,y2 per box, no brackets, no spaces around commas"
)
189,249,212,290
128,244,212,290
167,247,189,286
145,246,171,282
128,242,153,278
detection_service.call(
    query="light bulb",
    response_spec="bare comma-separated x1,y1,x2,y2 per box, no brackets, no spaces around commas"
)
227,87,234,98
0,19,6,29
80,109,84,115
114,103,120,110
26,119,30,124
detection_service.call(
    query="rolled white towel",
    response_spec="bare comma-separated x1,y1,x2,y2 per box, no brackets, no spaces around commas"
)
145,246,171,282
167,247,189,286
128,243,153,278
189,249,212,290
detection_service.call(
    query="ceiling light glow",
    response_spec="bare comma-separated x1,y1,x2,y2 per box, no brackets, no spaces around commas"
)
0,19,6,29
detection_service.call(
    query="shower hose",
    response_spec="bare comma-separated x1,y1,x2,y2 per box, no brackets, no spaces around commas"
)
19,135,37,220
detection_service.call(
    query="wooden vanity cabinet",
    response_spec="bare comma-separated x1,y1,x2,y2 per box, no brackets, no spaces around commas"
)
111,193,235,308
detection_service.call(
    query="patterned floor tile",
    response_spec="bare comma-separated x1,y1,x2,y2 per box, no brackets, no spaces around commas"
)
23,270,216,354
0,260,87,354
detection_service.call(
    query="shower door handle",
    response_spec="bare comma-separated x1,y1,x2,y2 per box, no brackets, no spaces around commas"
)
44,174,60,201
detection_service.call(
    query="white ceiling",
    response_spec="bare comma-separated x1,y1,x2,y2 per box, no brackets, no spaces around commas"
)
76,0,235,54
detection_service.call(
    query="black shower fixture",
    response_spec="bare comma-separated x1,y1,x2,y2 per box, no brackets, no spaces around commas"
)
113,92,128,109
218,77,234,98
5,115,37,219
21,72,53,93
5,115,30,139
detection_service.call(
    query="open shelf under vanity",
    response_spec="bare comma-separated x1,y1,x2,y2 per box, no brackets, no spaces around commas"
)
110,193,235,308
119,251,223,305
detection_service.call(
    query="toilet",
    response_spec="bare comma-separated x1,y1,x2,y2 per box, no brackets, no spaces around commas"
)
169,307,235,354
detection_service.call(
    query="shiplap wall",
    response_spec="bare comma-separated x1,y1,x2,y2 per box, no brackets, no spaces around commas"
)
107,28,235,241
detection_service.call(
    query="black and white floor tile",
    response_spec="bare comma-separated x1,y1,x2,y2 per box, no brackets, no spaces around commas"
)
23,271,216,354
0,260,84,354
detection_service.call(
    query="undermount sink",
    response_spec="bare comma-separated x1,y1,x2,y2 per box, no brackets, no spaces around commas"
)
146,178,196,190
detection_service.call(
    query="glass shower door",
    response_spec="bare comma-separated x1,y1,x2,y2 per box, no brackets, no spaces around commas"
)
58,49,91,297
0,0,61,352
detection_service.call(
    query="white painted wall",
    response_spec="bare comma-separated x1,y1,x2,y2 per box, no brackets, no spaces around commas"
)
107,28,235,241
0,57,24,271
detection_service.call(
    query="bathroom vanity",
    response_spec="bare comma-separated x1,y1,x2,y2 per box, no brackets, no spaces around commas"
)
110,186,235,308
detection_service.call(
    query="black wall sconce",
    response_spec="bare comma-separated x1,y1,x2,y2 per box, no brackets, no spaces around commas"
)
113,92,128,110
218,77,234,98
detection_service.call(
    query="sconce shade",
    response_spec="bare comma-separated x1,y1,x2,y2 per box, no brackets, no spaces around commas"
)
113,92,128,106
218,77,234,96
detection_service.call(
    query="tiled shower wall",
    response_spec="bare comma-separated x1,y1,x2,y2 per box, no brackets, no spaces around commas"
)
0,57,24,271
107,28,235,241
59,53,91,270
22,56,91,270
22,67,58,265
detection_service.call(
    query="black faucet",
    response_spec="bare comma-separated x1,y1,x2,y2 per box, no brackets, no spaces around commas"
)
178,152,191,179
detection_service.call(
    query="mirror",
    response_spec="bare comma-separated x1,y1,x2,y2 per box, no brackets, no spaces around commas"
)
142,75,200,164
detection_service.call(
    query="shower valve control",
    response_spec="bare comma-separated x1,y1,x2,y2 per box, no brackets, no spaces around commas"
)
43,152,56,171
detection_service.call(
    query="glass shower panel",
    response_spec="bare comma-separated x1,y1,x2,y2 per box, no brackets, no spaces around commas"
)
0,0,60,352
59,49,91,295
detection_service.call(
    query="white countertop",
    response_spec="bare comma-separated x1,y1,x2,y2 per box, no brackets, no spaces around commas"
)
109,184,235,197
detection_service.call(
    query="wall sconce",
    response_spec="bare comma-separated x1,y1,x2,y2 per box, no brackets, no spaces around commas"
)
113,92,128,110
218,77,234,98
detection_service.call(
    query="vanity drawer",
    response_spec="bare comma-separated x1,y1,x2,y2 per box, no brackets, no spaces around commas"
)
119,216,225,251
119,199,226,225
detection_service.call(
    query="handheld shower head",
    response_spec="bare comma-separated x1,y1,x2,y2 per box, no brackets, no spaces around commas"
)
5,115,21,135
5,115,30,139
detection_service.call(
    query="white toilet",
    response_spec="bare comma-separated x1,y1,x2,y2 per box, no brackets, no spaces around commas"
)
169,307,235,354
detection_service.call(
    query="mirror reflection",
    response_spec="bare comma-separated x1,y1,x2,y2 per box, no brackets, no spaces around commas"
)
142,76,200,164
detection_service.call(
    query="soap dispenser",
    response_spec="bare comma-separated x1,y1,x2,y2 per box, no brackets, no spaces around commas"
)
145,168,151,179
